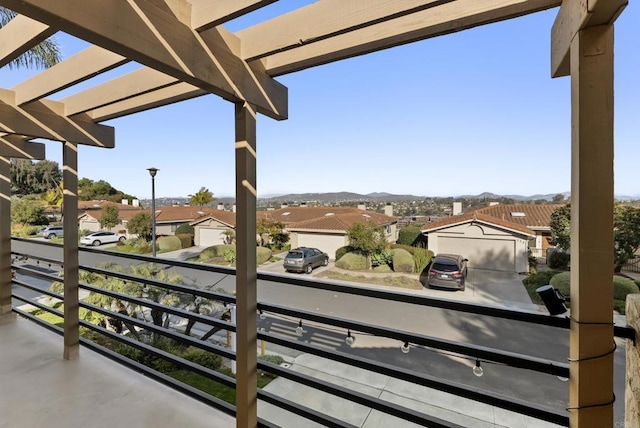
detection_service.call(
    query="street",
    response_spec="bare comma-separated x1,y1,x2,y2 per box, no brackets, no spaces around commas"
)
9,239,627,420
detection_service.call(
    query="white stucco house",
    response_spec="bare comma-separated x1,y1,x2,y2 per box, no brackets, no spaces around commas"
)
421,204,561,273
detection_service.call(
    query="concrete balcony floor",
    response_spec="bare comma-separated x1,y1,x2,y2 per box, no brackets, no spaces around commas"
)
0,317,235,428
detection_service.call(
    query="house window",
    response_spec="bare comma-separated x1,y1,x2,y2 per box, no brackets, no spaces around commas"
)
171,224,177,232
386,225,391,236
510,212,526,217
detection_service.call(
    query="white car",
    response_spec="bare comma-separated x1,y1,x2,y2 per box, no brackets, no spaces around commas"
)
80,231,127,246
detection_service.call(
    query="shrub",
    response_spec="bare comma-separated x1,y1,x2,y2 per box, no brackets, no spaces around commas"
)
256,247,273,264
157,235,182,252
392,248,414,273
396,225,422,246
175,233,193,248
549,272,571,297
612,276,640,301
413,247,433,274
21,225,43,237
258,354,285,365
175,223,194,235
335,245,355,262
522,270,562,287
372,264,392,272
223,249,236,263
371,249,393,268
335,251,368,270
182,347,222,370
200,245,235,260
390,243,419,256
548,250,570,270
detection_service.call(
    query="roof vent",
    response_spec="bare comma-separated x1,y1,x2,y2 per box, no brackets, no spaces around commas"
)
324,213,335,216
362,214,371,218
510,212,526,217
282,212,290,216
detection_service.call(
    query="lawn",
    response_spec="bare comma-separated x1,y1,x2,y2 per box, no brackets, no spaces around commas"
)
315,269,423,290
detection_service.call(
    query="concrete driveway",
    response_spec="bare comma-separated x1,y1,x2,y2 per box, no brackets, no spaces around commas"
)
464,268,539,310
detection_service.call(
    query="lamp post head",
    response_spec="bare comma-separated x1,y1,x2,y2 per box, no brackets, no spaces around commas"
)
147,167,159,178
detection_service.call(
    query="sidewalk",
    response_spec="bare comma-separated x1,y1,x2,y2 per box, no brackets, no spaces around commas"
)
259,354,563,428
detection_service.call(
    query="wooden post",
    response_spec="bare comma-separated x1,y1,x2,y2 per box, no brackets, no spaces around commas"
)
626,295,640,428
0,156,14,324
234,102,258,428
62,141,80,360
569,25,615,427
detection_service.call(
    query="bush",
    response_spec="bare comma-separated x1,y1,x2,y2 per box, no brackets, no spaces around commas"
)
613,276,640,301
392,248,414,273
335,251,368,270
549,272,571,297
157,235,182,252
335,245,355,262
396,225,422,246
258,354,285,379
200,245,235,260
523,270,562,287
390,243,420,255
21,225,43,237
175,223,194,235
373,264,392,272
548,250,570,270
175,233,193,248
413,247,433,274
257,247,272,264
371,249,393,268
182,347,222,370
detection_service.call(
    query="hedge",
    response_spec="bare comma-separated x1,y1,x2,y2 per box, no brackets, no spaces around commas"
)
157,235,182,252
335,251,368,270
392,248,414,273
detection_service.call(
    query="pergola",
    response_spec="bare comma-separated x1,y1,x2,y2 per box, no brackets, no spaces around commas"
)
0,1,629,427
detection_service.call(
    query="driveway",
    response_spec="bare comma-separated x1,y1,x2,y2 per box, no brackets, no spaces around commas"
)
465,268,539,310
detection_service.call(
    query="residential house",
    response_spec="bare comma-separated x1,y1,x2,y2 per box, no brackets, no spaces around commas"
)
260,206,398,259
421,204,561,273
190,210,237,246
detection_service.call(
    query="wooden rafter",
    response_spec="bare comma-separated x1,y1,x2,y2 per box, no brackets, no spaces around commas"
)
0,135,45,159
190,0,277,31
0,14,56,68
2,0,287,120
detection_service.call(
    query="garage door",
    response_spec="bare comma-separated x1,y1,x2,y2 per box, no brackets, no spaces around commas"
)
438,237,515,272
199,228,226,247
296,233,345,260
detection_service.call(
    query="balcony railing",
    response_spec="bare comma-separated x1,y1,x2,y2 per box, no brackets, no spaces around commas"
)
6,237,635,427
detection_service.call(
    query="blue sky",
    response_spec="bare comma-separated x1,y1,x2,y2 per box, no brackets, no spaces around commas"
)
2,3,639,200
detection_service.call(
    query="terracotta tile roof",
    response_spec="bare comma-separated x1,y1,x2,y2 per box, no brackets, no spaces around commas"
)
78,200,142,210
153,206,218,223
189,210,237,227
259,207,397,227
286,211,397,232
474,204,562,229
79,208,144,221
420,204,562,236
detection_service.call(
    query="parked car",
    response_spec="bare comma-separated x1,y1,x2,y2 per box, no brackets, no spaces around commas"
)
426,253,469,291
284,247,329,274
41,225,63,239
80,231,126,246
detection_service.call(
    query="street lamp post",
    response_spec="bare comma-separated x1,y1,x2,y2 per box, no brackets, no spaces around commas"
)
147,167,159,257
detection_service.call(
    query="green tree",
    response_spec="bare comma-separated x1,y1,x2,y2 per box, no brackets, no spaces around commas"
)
190,187,214,206
550,203,640,272
549,204,571,251
346,220,386,268
396,225,421,246
552,193,565,203
100,203,120,230
11,197,48,225
257,218,288,248
1,7,61,69
40,181,64,217
128,212,153,240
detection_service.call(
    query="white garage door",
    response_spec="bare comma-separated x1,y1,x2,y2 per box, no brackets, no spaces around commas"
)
438,237,515,272
296,233,345,260
199,228,226,247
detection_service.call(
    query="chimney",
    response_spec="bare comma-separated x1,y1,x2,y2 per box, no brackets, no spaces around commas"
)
453,202,462,216
132,199,140,207
357,204,366,210
121,199,128,205
384,203,393,216
217,203,224,210
489,202,500,206
232,204,236,213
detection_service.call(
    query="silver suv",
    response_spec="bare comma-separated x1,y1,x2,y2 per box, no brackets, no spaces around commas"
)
41,225,64,239
284,247,329,274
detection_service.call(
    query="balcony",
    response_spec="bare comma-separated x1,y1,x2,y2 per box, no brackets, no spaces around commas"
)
3,238,637,427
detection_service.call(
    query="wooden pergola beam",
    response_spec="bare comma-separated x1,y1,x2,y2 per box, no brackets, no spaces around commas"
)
190,0,276,31
12,45,128,106
0,14,56,68
0,90,114,148
247,0,562,76
1,0,287,120
0,136,45,160
551,0,627,77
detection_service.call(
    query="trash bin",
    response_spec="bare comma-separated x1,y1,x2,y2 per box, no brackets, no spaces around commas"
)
536,285,568,315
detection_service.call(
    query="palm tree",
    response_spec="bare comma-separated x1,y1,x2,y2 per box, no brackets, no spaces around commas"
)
190,187,214,207
1,7,61,69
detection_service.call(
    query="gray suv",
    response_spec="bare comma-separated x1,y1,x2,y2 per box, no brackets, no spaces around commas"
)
284,247,329,274
426,253,468,291
41,225,64,239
